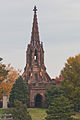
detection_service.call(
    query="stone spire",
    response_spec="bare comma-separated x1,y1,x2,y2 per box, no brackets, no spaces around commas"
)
31,6,40,47
23,6,53,108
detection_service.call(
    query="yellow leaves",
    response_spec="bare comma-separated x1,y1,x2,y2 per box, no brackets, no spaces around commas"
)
67,54,80,65
0,81,11,94
0,81,12,100
62,54,80,99
0,64,21,100
67,57,74,64
6,64,21,83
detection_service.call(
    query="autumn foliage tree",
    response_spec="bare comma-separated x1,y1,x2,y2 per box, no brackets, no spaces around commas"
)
61,54,80,111
0,58,20,99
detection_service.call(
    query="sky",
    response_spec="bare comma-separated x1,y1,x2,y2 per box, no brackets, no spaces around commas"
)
0,0,80,78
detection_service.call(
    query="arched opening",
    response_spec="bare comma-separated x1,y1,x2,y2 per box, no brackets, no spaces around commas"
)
35,94,42,108
34,49,38,61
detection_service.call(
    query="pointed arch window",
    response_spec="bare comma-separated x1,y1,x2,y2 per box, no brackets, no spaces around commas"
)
34,49,38,61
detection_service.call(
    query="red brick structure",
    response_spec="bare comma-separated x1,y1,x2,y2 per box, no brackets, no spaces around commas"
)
23,6,54,108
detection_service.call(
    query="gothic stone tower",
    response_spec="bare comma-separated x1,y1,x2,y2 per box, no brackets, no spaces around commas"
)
23,6,54,107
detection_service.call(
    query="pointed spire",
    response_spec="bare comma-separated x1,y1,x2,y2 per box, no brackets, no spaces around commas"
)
31,6,40,47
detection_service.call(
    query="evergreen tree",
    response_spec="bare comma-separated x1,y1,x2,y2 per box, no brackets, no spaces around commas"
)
6,100,32,120
9,76,30,107
46,96,76,120
45,85,65,107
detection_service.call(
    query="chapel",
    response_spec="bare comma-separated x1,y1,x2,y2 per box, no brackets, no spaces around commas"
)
23,6,54,107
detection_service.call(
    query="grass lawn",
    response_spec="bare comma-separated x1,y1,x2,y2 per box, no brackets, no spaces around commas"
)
28,108,47,120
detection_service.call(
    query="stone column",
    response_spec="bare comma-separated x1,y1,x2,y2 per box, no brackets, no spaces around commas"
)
3,95,9,109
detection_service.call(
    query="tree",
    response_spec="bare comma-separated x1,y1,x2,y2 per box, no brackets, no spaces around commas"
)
0,64,20,99
70,87,80,111
6,64,21,84
46,96,75,120
45,85,65,107
0,58,9,99
0,58,8,82
9,76,30,107
6,100,32,120
61,54,80,111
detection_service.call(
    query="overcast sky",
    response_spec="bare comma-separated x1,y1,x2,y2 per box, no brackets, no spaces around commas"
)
0,0,80,78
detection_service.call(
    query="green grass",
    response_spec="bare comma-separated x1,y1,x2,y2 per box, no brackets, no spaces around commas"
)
28,108,47,120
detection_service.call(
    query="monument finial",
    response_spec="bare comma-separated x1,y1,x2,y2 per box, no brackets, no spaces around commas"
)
31,5,40,46
33,6,37,14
